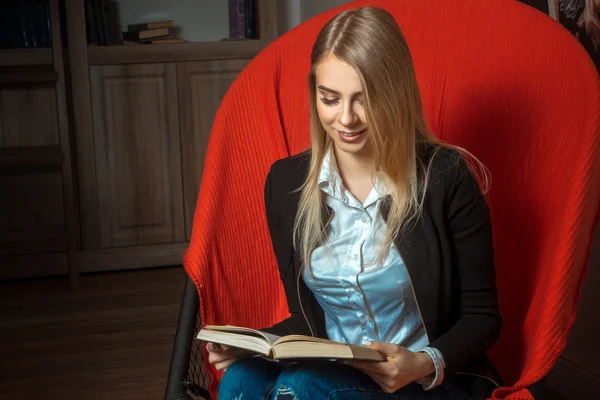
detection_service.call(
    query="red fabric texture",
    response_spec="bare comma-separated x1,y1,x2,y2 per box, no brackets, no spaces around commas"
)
183,0,600,398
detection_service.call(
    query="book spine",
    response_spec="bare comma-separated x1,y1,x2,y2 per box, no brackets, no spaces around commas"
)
30,0,43,48
9,2,22,47
245,0,255,39
121,31,137,42
0,2,11,48
43,1,52,47
93,0,107,45
28,0,40,48
20,2,32,48
29,1,44,47
85,0,99,45
5,3,14,47
102,0,122,45
59,0,68,47
123,28,172,43
228,0,246,39
0,3,5,48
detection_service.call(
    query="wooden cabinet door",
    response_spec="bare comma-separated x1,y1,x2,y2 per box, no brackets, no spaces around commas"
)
88,63,184,249
0,87,66,259
177,59,250,240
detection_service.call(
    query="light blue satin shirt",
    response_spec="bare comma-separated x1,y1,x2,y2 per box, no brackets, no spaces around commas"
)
303,149,445,389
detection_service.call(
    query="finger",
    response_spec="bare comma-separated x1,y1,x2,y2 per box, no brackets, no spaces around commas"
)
207,348,239,364
205,342,225,352
215,357,239,371
223,346,250,358
208,351,229,365
365,341,401,355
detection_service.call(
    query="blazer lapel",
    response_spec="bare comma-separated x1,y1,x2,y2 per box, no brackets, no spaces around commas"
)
379,195,436,339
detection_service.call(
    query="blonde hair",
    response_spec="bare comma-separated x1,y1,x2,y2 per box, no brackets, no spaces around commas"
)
293,7,488,268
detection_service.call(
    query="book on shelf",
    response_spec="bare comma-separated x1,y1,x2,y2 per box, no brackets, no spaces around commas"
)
84,0,123,46
92,0,107,45
228,0,256,40
0,0,52,49
245,0,255,39
197,325,387,362
150,38,185,44
102,0,122,45
123,37,185,45
122,20,186,44
122,27,174,42
127,20,173,31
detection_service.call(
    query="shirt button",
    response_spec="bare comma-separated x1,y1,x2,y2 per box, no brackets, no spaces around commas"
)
362,216,367,222
353,254,358,260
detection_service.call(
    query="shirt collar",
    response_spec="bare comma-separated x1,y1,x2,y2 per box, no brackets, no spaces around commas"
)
318,148,345,200
318,148,385,206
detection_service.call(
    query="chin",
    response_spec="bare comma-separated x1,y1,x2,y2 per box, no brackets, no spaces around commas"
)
330,135,371,156
333,141,370,155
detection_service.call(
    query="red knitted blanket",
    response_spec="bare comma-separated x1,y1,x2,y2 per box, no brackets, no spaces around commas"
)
184,1,600,398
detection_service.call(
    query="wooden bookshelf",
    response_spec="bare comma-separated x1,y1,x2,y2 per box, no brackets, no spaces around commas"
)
0,145,64,167
87,39,263,65
0,48,54,67
0,0,79,289
0,0,281,281
1,0,277,282
0,66,58,84
0,227,68,246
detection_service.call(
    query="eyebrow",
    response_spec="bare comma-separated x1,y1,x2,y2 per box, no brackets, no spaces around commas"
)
317,85,362,96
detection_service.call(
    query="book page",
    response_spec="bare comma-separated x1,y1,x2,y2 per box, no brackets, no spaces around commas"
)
272,340,386,361
273,334,345,346
196,329,272,356
203,325,281,346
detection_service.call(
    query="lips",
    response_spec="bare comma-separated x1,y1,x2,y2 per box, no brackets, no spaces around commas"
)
337,129,365,137
336,128,366,143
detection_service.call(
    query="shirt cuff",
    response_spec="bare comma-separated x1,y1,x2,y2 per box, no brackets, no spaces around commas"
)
415,346,445,391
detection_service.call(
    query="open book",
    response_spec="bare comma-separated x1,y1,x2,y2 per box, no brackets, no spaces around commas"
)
196,325,386,362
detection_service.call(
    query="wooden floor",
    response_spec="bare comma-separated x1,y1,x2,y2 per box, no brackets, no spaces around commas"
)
0,266,187,400
0,266,572,400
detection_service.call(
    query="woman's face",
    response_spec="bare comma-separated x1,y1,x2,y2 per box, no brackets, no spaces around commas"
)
315,55,370,156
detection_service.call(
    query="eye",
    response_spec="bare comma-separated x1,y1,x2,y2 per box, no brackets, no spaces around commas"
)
356,98,364,106
320,97,339,106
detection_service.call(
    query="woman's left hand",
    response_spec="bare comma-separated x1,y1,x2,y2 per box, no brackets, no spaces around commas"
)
350,341,435,393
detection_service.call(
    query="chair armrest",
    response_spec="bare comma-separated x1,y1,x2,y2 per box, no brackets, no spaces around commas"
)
527,377,547,400
164,275,202,400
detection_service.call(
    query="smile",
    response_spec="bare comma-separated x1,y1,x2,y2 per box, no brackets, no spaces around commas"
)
338,129,366,137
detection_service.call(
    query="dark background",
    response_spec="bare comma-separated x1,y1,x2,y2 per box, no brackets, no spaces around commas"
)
519,0,600,71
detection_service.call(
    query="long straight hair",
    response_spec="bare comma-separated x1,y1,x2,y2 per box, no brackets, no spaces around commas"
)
293,7,487,268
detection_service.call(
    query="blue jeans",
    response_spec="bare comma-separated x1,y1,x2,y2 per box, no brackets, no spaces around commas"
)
218,356,473,400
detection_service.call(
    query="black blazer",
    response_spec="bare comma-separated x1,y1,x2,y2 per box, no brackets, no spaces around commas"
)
261,145,503,392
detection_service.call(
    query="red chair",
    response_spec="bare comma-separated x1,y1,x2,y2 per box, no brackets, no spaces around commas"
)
165,0,600,399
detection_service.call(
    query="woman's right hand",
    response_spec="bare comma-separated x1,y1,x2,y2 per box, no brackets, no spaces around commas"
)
205,342,252,371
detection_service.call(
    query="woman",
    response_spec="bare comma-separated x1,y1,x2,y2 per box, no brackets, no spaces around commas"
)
208,6,502,400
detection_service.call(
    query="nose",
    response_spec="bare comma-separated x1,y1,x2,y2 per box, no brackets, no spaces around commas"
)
338,103,357,127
